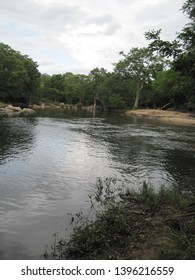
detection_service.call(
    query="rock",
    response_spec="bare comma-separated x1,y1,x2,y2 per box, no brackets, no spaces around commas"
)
40,103,45,109
2,108,20,116
76,103,82,109
6,105,22,112
21,108,36,115
32,103,45,109
32,104,41,109
0,106,35,116
60,102,65,108
87,105,95,111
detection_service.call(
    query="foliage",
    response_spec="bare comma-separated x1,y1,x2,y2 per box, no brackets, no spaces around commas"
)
152,70,195,109
0,43,40,104
145,0,195,110
145,29,182,59
182,0,195,19
160,218,195,259
45,179,195,260
114,48,167,109
1,1,194,111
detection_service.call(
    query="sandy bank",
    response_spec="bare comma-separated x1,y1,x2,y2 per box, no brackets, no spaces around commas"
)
125,109,195,126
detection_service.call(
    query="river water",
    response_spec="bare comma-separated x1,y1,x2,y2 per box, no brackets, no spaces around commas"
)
0,109,195,259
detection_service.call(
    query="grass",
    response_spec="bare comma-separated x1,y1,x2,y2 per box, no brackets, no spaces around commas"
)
44,179,195,260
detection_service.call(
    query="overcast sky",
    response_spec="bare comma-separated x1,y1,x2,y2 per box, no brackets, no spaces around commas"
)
0,0,189,75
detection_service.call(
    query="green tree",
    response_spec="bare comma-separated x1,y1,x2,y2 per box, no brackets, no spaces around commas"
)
63,73,90,105
39,73,51,100
145,29,182,59
89,68,108,109
152,70,195,109
23,55,41,104
0,43,40,104
47,74,65,102
114,47,166,109
75,74,91,105
145,0,195,110
174,0,195,78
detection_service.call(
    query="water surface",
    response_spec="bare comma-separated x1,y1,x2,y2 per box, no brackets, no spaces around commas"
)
0,109,195,259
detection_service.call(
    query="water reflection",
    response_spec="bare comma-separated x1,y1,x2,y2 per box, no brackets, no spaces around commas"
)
0,117,37,164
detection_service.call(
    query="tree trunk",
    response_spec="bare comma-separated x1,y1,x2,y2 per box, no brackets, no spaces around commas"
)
93,97,97,109
161,102,172,110
133,90,140,109
133,82,143,109
93,96,107,111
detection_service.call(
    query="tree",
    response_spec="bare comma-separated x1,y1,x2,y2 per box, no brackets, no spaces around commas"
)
63,73,90,105
46,74,65,102
39,73,51,100
22,55,41,104
0,43,40,104
174,0,195,78
182,0,195,20
152,70,195,109
145,0,195,110
145,29,182,59
145,1,195,74
89,68,108,109
114,47,166,109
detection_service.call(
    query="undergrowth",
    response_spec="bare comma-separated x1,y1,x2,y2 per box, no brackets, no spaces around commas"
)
44,179,195,260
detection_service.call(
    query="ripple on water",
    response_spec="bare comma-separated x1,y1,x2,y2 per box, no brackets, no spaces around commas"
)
0,114,195,259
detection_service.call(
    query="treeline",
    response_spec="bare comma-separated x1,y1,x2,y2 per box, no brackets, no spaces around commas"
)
0,0,195,111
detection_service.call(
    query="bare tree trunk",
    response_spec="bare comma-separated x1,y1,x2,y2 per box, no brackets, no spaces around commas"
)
93,96,97,109
133,82,143,109
161,102,172,110
133,90,140,109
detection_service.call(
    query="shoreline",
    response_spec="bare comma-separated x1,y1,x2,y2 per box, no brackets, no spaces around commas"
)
125,109,195,126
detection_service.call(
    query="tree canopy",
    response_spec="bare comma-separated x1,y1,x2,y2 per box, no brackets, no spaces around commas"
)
0,43,40,104
114,47,167,109
0,1,194,111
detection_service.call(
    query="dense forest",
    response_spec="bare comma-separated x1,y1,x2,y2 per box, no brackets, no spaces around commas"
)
0,0,195,111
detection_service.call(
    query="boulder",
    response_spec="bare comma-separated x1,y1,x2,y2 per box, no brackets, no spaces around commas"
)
32,104,41,109
0,106,35,116
6,105,22,112
21,108,36,115
60,102,65,108
40,103,45,109
31,103,45,109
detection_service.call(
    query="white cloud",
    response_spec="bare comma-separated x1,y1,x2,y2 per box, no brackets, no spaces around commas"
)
0,0,189,74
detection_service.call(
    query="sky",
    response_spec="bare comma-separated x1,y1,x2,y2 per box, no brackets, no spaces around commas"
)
0,0,189,75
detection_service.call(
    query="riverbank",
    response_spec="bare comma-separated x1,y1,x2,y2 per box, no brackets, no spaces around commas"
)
125,109,195,126
46,182,195,260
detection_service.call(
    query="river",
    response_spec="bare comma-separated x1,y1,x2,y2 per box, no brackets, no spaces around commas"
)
0,109,195,259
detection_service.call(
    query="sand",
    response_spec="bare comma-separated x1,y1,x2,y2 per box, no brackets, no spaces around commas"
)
125,109,195,126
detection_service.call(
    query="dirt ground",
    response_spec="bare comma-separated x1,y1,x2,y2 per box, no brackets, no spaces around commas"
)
125,109,195,126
